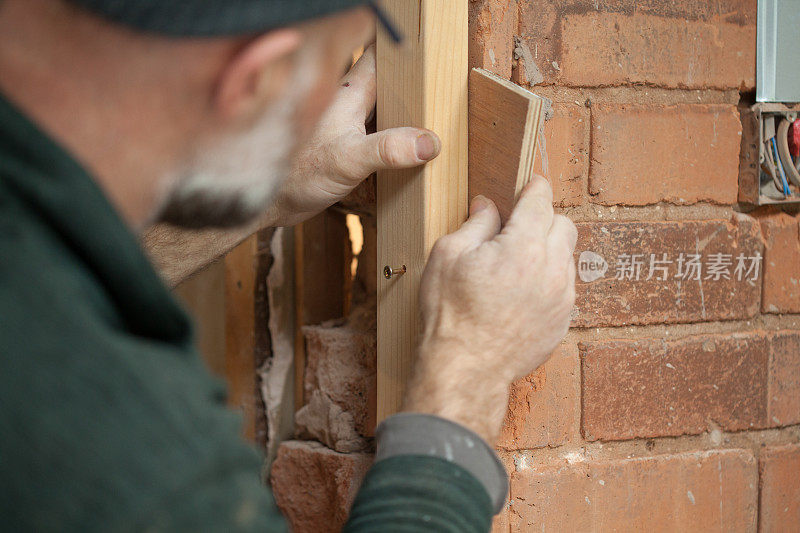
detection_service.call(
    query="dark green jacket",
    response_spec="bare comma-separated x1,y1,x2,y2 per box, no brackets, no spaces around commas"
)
0,93,503,532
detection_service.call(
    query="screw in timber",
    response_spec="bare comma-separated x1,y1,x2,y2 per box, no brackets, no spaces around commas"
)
383,265,407,280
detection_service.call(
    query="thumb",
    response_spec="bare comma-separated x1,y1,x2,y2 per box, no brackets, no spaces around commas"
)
449,196,501,249
354,127,441,176
338,45,377,122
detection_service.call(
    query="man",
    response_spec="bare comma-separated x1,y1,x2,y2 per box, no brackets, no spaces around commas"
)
0,0,577,531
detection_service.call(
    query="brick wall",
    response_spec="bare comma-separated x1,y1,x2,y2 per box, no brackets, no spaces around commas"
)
474,0,800,530
270,1,800,531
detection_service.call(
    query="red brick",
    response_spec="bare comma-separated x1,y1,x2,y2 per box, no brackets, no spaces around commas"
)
559,12,755,90
769,331,800,427
759,213,800,314
491,507,509,533
510,450,757,531
589,104,742,206
572,0,756,24
759,444,800,532
295,390,368,453
512,2,557,86
572,216,763,327
303,309,376,437
518,1,755,89
469,0,517,79
497,346,578,450
270,441,372,533
581,332,769,441
533,103,586,207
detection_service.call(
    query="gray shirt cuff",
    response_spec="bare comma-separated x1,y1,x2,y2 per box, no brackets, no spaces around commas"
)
374,413,509,514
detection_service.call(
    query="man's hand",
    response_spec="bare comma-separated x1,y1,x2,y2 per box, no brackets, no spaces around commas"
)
268,45,440,227
143,46,439,286
402,176,577,444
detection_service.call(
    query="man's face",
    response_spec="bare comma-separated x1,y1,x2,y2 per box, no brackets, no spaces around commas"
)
156,8,374,229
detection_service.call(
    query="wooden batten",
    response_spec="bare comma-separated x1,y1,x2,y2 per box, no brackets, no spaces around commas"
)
375,0,469,422
224,235,259,442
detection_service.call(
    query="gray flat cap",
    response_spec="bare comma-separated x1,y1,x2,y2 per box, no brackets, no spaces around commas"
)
68,0,371,36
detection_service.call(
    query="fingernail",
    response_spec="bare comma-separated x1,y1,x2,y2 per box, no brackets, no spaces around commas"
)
470,195,489,214
415,133,440,161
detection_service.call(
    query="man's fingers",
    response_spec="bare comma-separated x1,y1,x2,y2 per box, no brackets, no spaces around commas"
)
504,175,554,240
430,196,501,264
353,127,441,176
338,45,377,122
452,196,502,248
332,45,442,179
546,214,578,266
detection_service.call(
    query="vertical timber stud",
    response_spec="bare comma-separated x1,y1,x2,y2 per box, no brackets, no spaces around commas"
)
376,1,469,422
224,235,258,442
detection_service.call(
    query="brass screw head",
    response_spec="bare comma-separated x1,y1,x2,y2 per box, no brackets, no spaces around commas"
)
383,265,407,279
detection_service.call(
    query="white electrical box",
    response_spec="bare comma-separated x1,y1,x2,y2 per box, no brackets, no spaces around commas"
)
757,0,800,102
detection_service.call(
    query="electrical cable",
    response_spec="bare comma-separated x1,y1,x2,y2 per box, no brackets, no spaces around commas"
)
796,147,800,174
772,137,792,196
763,133,783,193
776,118,800,187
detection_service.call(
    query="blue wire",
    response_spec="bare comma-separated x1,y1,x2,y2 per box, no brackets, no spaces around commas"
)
772,137,792,196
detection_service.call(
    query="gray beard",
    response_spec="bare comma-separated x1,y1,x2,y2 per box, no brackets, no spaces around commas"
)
155,46,319,229
156,99,294,229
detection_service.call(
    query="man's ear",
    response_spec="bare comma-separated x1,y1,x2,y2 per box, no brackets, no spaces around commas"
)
215,29,303,119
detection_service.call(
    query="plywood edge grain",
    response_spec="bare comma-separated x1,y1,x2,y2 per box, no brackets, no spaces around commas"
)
469,67,544,223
